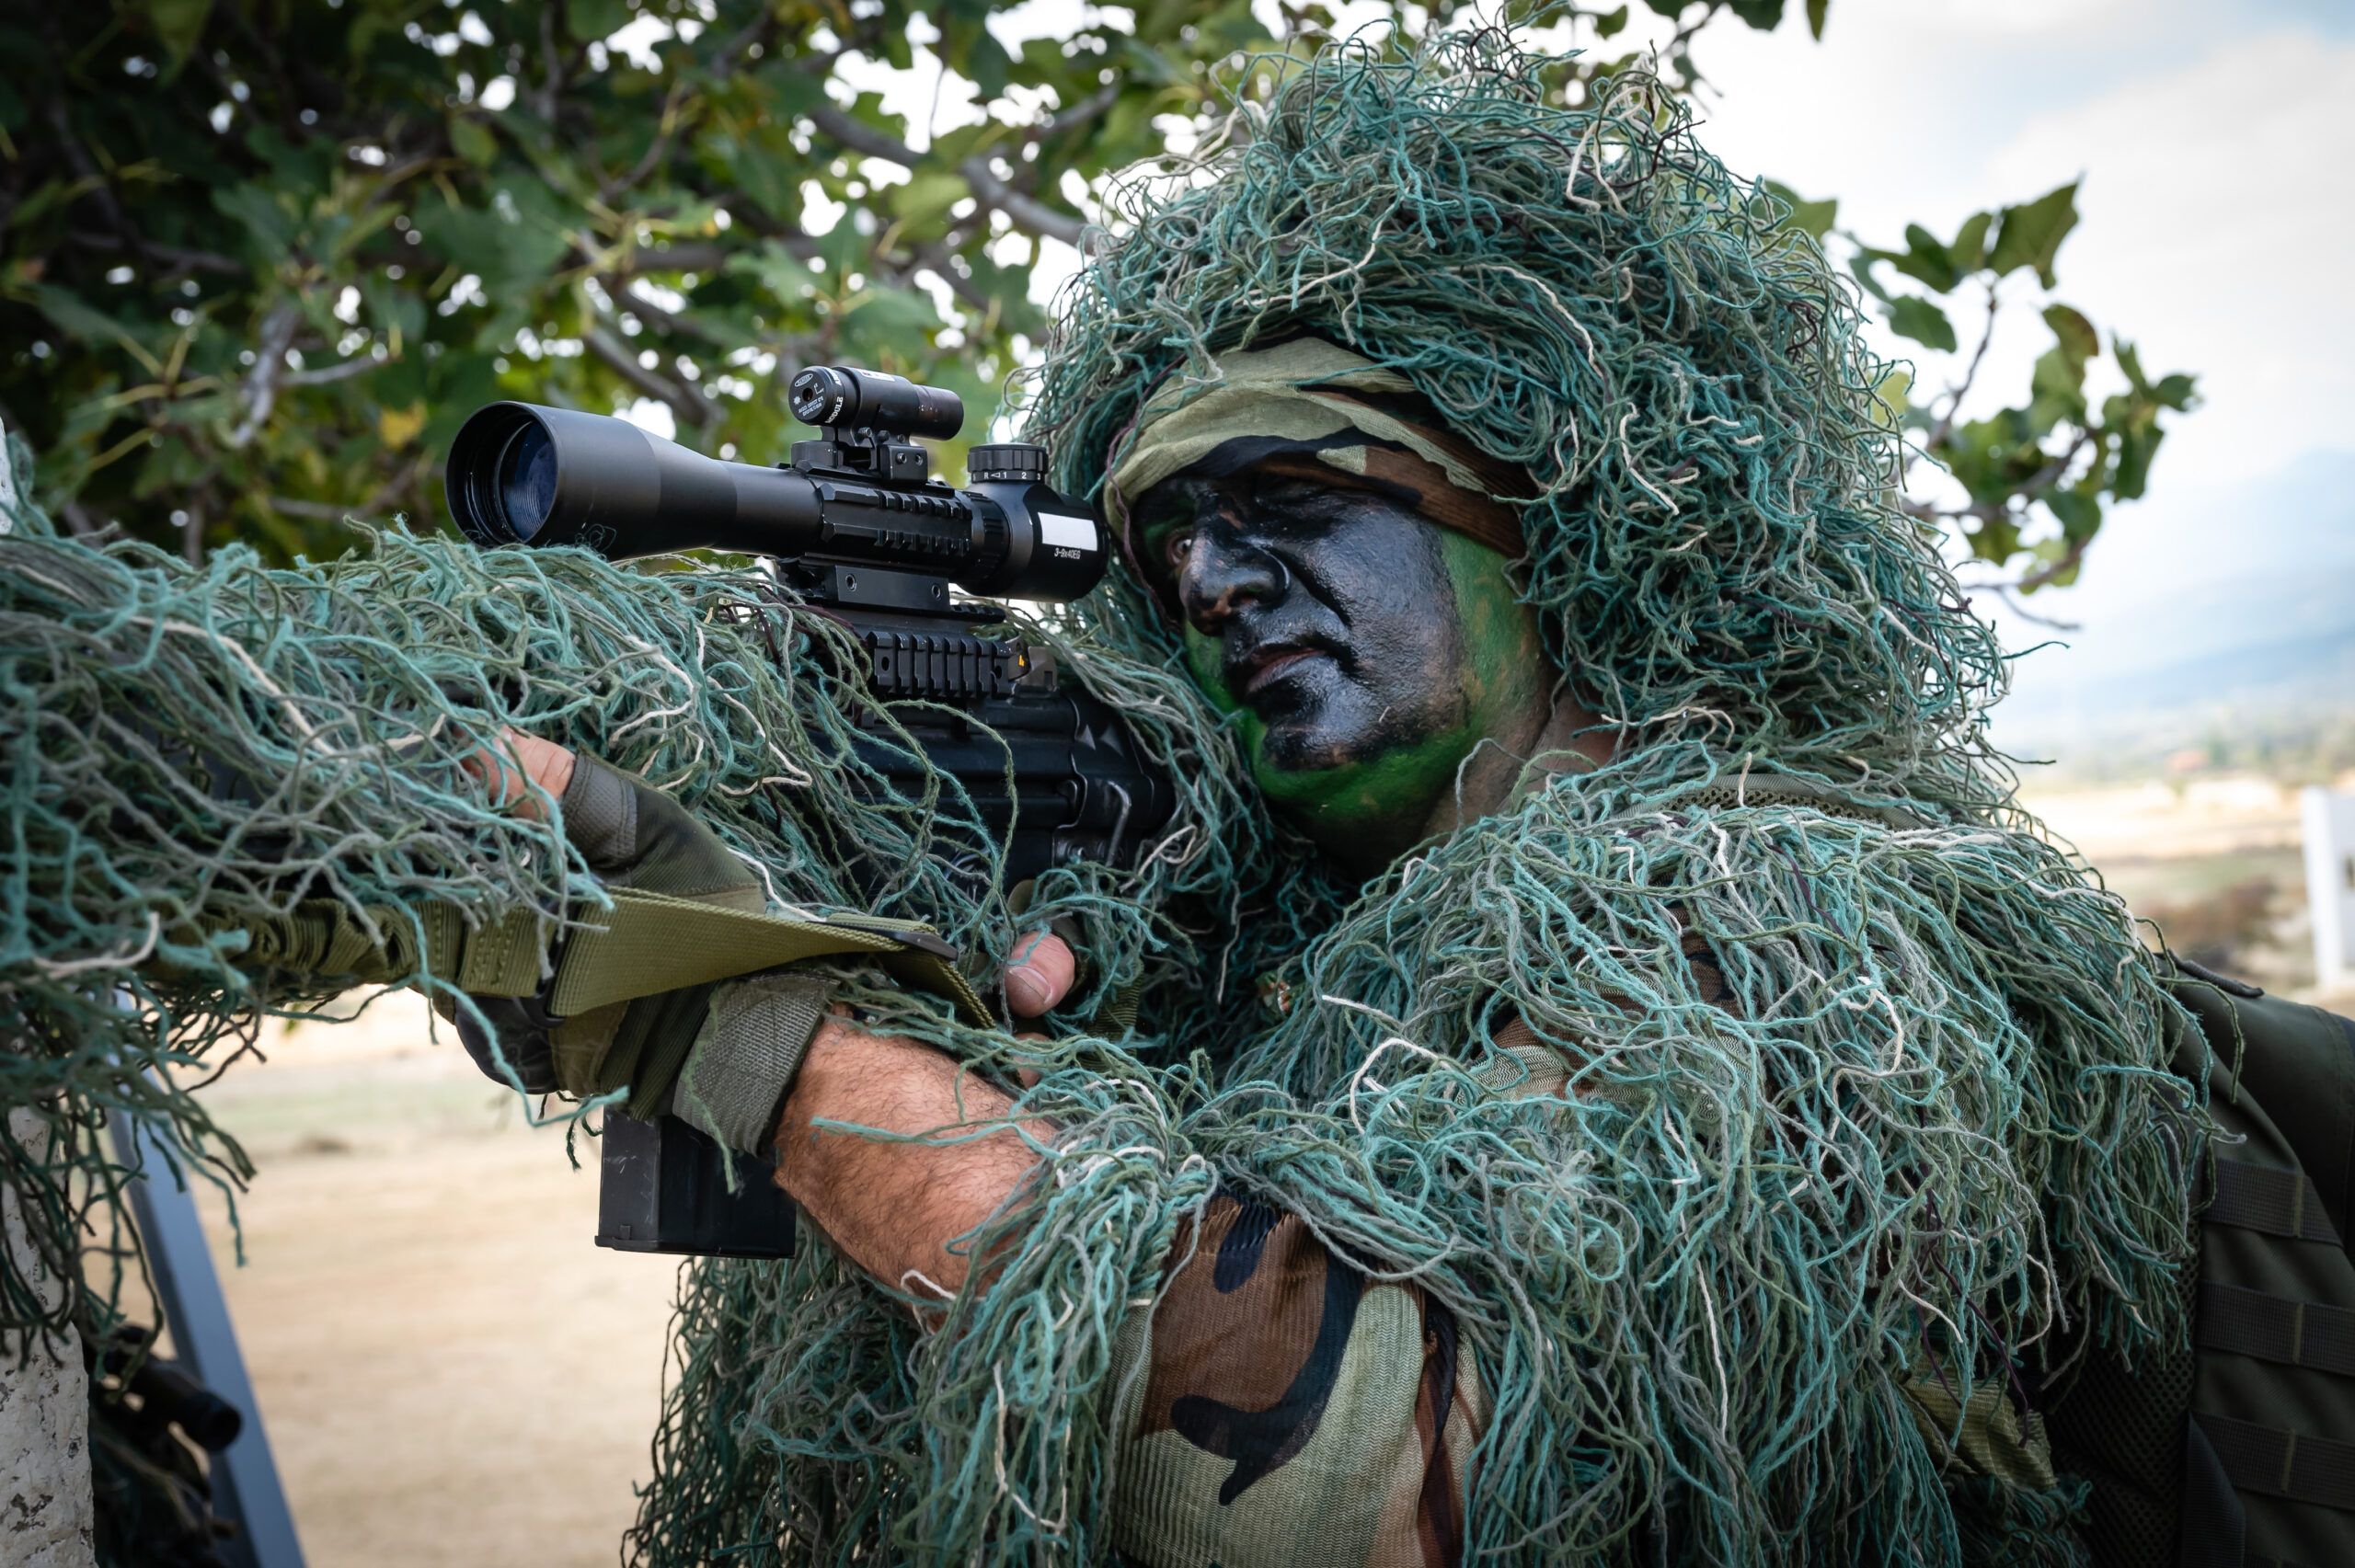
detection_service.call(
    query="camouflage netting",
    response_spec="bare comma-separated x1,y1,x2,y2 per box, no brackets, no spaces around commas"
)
2,29,2205,1568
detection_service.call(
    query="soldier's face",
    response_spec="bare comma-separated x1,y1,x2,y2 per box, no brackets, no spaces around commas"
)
1134,462,1546,866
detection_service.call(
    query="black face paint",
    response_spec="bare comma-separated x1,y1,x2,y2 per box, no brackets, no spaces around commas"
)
1135,463,1549,873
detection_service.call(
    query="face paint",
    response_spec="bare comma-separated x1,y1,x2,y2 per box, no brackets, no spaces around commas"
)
1137,463,1551,874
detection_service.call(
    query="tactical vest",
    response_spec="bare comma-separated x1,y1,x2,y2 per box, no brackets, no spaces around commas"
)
2047,960,2355,1568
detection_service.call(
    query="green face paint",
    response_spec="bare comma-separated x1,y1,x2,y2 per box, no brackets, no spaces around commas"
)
1139,464,1550,874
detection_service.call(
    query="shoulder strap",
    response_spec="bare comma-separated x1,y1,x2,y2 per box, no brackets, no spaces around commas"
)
195,889,991,1027
546,887,991,1024
2165,967,2355,1568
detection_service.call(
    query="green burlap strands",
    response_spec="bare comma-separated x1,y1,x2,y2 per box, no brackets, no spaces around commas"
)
627,35,2203,1568
2,30,2206,1568
0,429,1287,1361
984,31,2186,1567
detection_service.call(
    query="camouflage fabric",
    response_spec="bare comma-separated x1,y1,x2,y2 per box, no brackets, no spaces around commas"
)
1107,1195,1487,1568
1099,337,1529,565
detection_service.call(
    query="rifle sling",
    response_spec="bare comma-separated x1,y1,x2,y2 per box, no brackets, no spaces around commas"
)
548,886,990,1025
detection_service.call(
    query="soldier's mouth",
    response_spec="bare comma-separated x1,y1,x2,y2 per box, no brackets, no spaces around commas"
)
1236,643,1329,697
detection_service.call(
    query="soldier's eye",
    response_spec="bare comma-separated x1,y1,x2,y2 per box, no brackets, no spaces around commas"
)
1161,530,1194,575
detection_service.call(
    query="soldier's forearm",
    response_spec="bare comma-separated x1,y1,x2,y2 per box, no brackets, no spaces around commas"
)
772,1020,1051,1299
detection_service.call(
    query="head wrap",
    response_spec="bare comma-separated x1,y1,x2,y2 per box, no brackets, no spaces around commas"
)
1102,337,1527,565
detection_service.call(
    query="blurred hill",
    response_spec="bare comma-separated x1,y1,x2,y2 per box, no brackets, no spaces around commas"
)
1993,448,2355,784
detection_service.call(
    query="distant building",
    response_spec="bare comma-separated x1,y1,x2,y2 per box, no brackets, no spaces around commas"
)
2303,788,2355,991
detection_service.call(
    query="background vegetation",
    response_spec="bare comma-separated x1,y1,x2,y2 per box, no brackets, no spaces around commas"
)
2,0,2194,583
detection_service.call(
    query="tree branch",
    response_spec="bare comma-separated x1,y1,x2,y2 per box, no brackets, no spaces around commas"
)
534,1,566,123
959,155,1086,248
224,300,304,450
806,105,1088,248
282,353,385,388
602,79,694,201
607,278,729,346
583,324,716,429
268,457,422,521
2013,538,2092,596
1924,281,2000,454
608,240,733,277
1034,84,1119,142
912,242,996,315
44,97,144,264
67,230,245,278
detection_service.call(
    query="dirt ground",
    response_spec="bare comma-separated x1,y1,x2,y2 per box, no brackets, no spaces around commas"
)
185,992,683,1567
171,773,2354,1564
2024,773,2355,1004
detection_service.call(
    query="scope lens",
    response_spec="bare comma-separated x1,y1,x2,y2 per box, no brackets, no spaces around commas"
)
496,419,557,541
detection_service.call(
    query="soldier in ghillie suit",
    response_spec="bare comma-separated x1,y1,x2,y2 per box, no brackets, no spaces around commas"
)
596,36,2203,1568
0,32,2211,1568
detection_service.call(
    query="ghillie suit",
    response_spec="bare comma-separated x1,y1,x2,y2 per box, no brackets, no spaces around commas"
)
632,33,2203,1568
0,34,2205,1568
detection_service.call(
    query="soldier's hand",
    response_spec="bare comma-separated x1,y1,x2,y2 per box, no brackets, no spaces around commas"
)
465,728,762,910
454,727,763,1096
1003,931,1076,1018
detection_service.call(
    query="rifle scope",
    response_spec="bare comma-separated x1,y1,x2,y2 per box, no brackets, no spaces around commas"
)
444,370,1105,608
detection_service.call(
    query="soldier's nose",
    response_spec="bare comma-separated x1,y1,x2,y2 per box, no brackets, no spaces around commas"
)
1177,530,1288,632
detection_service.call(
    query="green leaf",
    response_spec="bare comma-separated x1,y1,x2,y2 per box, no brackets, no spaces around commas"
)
2041,484,2102,544
2111,420,2163,499
143,0,214,70
716,120,803,222
890,171,972,232
213,182,296,262
1848,251,1892,303
1889,224,1959,292
566,0,635,42
1762,179,1835,241
1948,211,1991,274
417,189,569,292
1727,0,1786,28
1887,295,1957,351
1805,0,1828,38
2113,338,2152,397
1967,511,2021,569
360,274,423,358
730,241,822,307
838,286,943,369
29,285,156,366
2042,303,2097,368
761,69,827,120
1595,6,1630,39
937,0,1014,98
2028,346,2087,432
1988,181,2079,288
449,116,499,167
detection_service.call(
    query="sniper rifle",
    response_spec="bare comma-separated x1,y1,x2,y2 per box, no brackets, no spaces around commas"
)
444,365,1174,1260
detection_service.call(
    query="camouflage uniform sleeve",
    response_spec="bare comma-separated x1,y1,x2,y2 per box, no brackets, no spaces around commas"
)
1105,1196,1487,1568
